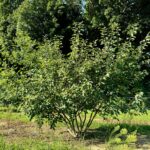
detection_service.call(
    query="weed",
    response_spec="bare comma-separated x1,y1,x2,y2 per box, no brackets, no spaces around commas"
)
106,125,137,150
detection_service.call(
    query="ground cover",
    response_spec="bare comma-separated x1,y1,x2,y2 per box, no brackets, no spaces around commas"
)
0,107,150,150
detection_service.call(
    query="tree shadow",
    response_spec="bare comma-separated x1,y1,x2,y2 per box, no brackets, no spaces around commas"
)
83,123,150,149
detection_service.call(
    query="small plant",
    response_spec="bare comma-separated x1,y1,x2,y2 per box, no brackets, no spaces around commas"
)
106,125,137,150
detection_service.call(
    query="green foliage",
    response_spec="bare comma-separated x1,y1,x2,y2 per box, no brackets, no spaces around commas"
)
85,0,150,30
14,0,82,54
18,23,148,137
85,0,150,99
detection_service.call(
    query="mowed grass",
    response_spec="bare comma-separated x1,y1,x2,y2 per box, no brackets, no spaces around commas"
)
0,106,150,150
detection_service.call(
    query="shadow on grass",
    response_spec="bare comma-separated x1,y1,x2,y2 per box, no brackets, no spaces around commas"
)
84,123,150,149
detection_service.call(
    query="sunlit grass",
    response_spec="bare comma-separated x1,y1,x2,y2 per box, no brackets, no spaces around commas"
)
118,111,150,124
0,136,87,150
0,106,29,122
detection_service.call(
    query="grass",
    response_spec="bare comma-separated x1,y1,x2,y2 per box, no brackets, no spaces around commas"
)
0,106,150,150
0,136,87,150
0,106,29,122
0,111,28,122
118,111,150,124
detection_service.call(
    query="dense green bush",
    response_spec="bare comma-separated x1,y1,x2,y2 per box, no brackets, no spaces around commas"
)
20,24,149,137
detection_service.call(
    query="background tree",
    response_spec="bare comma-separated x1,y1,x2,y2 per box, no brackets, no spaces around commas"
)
85,0,150,105
0,0,83,105
0,0,25,106
14,0,82,54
